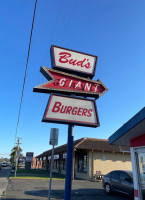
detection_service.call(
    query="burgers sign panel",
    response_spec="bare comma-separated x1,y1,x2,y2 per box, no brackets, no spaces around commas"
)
51,45,98,77
42,94,100,127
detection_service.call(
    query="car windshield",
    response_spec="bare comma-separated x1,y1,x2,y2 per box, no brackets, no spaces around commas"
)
126,171,133,178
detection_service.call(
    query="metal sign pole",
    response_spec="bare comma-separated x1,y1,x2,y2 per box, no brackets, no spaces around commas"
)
48,144,55,200
14,156,17,177
64,124,74,200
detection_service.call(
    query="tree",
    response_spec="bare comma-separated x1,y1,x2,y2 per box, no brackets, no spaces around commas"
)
10,146,23,164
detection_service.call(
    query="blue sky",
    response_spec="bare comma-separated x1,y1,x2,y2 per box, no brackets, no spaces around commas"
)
0,0,145,158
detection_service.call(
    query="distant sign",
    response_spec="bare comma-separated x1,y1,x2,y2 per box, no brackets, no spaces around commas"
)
42,94,100,127
48,156,51,160
47,155,59,160
63,153,67,159
26,152,33,162
54,155,59,160
51,45,98,77
33,67,108,98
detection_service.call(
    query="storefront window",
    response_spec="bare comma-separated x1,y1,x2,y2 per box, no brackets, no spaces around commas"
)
78,153,87,173
53,160,58,169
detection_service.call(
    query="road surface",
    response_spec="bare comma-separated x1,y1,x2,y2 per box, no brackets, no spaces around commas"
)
5,179,131,200
0,166,11,198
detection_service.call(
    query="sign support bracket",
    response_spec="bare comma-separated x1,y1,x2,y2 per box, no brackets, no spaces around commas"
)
64,124,74,200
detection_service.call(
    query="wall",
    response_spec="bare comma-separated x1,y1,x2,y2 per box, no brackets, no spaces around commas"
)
31,157,42,169
31,157,36,169
93,151,132,175
35,150,132,180
74,150,132,180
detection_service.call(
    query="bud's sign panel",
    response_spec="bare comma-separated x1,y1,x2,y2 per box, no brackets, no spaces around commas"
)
51,45,98,77
42,94,100,127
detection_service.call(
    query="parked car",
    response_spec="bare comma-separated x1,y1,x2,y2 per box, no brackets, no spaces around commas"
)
102,170,134,198
0,163,2,170
2,162,8,167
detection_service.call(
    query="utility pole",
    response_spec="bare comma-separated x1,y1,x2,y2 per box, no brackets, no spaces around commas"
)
15,137,22,177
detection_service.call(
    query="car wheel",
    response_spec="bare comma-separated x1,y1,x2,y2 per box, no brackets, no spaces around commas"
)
105,183,111,194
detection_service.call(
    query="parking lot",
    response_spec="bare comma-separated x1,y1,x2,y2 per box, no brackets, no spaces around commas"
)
5,179,131,200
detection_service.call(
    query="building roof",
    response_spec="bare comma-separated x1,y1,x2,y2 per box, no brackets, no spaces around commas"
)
36,137,130,158
109,107,145,146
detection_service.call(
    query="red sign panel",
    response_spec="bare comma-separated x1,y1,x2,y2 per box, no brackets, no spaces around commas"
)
51,45,98,77
42,94,100,127
33,67,108,98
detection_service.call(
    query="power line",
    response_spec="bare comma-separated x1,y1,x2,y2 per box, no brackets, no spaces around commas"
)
14,0,38,146
13,0,65,141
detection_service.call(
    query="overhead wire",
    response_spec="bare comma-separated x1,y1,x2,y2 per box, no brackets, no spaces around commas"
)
14,0,38,147
27,0,78,132
18,0,66,139
13,0,77,148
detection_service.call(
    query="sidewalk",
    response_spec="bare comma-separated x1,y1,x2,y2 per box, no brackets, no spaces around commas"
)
0,167,11,198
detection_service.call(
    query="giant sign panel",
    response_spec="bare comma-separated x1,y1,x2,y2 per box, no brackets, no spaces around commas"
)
51,45,98,77
33,67,108,98
42,94,100,127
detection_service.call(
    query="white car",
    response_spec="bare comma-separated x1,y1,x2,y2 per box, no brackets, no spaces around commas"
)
2,163,7,167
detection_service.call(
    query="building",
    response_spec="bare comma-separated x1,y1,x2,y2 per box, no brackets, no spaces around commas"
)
36,137,132,180
109,107,145,200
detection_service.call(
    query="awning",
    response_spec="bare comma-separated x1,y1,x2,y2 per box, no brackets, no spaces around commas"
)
109,107,145,146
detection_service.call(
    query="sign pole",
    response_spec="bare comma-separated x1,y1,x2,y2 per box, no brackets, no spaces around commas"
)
48,144,55,200
64,124,74,200
48,128,58,200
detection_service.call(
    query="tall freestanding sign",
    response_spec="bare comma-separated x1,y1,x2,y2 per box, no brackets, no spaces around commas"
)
33,45,108,200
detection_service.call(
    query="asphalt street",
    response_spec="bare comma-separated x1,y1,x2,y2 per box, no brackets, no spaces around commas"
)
0,166,11,198
5,179,132,200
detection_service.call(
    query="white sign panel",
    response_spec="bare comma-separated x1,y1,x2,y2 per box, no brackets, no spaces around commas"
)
63,153,67,159
26,152,33,162
42,94,100,127
48,155,59,160
54,155,59,160
48,156,51,160
51,45,98,77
